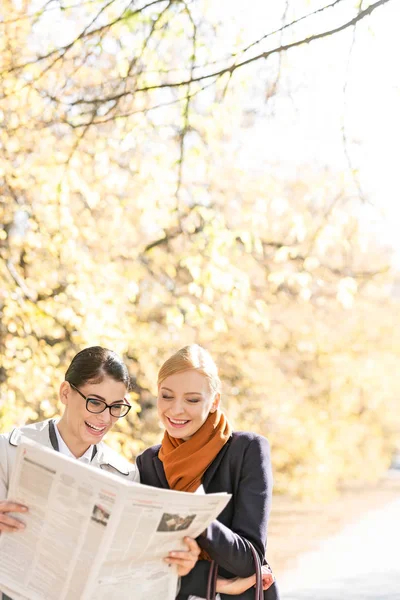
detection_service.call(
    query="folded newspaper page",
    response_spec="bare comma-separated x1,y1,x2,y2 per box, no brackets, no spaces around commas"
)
0,439,231,600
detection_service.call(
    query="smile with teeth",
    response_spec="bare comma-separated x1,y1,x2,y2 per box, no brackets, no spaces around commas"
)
85,421,106,434
167,416,190,427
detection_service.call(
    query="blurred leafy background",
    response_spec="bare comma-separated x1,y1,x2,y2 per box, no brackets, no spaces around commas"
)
1,0,399,498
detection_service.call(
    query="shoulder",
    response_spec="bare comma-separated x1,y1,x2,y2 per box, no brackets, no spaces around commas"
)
230,431,270,453
136,445,164,484
0,419,52,448
0,420,52,498
224,432,272,487
137,444,161,462
136,444,161,470
223,431,271,474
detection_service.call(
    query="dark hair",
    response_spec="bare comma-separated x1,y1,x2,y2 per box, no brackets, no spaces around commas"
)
65,346,130,390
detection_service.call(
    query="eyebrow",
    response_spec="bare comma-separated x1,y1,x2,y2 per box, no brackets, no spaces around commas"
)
88,394,129,405
161,387,203,396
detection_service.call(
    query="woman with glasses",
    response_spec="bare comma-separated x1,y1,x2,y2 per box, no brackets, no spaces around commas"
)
0,346,200,600
136,344,279,600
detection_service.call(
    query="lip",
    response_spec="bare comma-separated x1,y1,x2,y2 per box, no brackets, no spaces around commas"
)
166,416,190,429
84,421,107,437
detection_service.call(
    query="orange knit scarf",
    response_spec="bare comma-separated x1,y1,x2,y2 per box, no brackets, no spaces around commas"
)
159,410,232,560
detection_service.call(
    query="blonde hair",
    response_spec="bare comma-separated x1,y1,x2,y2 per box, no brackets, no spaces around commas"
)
158,345,221,394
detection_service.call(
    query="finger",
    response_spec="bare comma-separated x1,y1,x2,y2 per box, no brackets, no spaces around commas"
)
0,502,28,513
0,523,21,533
183,536,201,554
168,550,198,560
262,574,275,590
0,515,25,529
262,568,274,578
164,557,196,565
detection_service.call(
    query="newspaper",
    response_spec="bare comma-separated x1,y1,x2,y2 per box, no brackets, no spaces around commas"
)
0,439,230,600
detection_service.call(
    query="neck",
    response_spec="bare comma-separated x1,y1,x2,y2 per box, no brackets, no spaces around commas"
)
56,418,91,458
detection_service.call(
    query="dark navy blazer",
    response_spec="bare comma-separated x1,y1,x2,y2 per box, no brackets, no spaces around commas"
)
136,431,280,600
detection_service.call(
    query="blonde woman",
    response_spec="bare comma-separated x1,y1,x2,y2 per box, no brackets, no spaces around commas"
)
137,345,279,600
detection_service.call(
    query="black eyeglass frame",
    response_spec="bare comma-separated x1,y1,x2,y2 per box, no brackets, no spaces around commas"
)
69,382,132,418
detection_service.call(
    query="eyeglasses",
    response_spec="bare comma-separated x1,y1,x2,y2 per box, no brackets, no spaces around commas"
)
69,383,131,418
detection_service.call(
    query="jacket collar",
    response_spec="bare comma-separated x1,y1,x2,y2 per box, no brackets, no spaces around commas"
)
48,419,98,461
202,436,232,490
9,419,129,477
153,453,170,488
8,420,53,448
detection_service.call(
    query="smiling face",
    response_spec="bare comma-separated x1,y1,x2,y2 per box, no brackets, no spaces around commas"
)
157,369,220,440
57,376,129,457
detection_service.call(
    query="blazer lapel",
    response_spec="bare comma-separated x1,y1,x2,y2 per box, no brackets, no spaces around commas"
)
202,436,232,491
153,455,170,488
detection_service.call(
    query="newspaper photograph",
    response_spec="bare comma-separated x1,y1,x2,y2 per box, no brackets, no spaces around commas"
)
0,439,231,600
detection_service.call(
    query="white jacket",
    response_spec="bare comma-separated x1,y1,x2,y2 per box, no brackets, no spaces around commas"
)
0,419,139,500
0,421,185,600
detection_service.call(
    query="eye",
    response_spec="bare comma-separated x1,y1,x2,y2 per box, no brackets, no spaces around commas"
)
187,398,200,403
87,398,103,408
161,395,174,400
110,404,129,416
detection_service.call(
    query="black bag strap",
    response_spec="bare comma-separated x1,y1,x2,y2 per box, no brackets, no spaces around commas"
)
248,541,263,600
206,560,218,600
206,540,264,600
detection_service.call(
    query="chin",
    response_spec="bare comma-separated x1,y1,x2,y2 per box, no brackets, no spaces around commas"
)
168,431,186,438
166,426,193,440
81,425,109,443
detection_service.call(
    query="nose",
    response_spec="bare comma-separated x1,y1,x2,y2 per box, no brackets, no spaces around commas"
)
97,408,113,424
168,398,186,416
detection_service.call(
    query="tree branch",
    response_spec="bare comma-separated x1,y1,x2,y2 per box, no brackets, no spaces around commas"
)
1,0,170,76
67,0,392,107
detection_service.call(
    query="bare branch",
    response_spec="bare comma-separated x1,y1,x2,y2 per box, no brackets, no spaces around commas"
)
1,0,170,76
265,0,290,108
65,78,216,127
238,0,346,58
307,192,345,254
341,0,370,203
6,260,36,301
142,204,206,254
175,1,197,211
0,0,106,26
68,0,392,107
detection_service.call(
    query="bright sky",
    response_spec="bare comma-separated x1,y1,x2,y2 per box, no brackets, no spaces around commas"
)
27,0,400,264
211,0,400,265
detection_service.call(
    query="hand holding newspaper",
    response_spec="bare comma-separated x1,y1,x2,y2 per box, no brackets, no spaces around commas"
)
0,439,230,600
